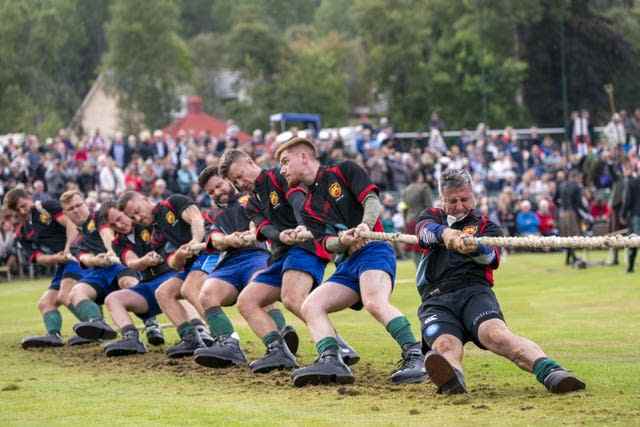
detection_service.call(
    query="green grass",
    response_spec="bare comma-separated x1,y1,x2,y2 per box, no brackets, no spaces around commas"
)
1,252,639,426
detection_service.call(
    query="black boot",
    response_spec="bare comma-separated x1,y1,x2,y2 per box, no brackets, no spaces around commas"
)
193,335,247,368
104,331,147,357
292,348,354,387
389,343,427,384
67,335,98,346
21,333,64,349
166,329,205,359
543,368,586,394
336,335,360,366
144,318,165,346
250,338,298,374
73,319,118,340
424,351,467,394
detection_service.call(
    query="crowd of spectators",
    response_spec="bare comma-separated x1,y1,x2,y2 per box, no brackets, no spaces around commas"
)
2,107,640,271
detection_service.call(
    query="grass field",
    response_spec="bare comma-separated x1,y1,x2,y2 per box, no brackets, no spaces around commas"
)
1,252,639,426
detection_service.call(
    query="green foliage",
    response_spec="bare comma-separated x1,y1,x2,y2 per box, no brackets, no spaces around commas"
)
0,0,107,136
2,0,640,136
105,0,193,132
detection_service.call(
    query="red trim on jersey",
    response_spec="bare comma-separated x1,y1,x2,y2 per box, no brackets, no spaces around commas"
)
357,183,379,203
54,212,64,222
159,199,173,211
286,186,306,200
303,196,324,222
327,166,347,185
30,250,43,263
315,238,332,262
255,219,272,241
267,170,284,193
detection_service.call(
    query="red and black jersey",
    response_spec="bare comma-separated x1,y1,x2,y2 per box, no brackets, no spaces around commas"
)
113,224,171,281
302,160,383,261
15,224,38,263
246,168,312,260
72,211,110,259
21,200,67,261
415,208,501,299
151,195,198,252
207,193,268,265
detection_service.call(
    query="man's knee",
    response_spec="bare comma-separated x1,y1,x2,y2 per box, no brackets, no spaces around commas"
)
281,290,305,313
37,292,57,312
155,280,179,303
362,298,385,318
433,334,462,355
300,296,323,321
478,320,514,351
69,285,89,306
237,289,256,318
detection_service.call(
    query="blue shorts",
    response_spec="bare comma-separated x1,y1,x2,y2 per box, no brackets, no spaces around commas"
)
49,260,87,291
130,271,177,318
177,253,219,280
208,250,269,292
81,264,137,305
327,241,396,310
252,247,326,288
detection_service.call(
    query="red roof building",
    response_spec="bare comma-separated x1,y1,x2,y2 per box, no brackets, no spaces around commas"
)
163,96,250,142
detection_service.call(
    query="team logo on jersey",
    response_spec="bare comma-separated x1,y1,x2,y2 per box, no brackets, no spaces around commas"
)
140,229,151,243
86,220,96,232
166,211,176,225
238,194,250,208
462,225,477,236
269,191,279,207
39,211,51,224
329,182,342,199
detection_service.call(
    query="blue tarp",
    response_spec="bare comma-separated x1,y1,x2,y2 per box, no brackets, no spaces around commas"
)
270,113,321,135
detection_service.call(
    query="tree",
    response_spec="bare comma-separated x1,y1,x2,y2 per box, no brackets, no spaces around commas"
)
0,0,106,136
105,0,193,132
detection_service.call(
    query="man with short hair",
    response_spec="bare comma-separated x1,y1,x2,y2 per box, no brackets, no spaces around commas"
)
276,138,425,386
415,168,585,394
3,188,86,348
219,150,358,374
193,167,292,368
117,190,217,358
67,197,140,340
100,210,178,356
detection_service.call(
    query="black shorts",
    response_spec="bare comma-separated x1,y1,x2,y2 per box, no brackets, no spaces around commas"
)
418,285,504,350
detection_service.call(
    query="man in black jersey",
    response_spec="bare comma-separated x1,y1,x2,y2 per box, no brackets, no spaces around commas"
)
193,167,297,369
64,194,140,340
416,168,585,394
3,188,88,348
118,191,217,358
276,138,425,387
219,150,358,373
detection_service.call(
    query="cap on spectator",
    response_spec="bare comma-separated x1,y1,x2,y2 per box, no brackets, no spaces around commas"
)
274,136,317,161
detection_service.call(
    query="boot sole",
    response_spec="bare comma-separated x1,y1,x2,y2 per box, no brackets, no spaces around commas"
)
67,337,98,346
293,372,355,388
424,352,457,388
194,353,241,368
391,372,427,385
251,362,298,374
105,348,146,357
553,376,586,394
74,324,117,341
21,339,64,349
166,350,195,359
